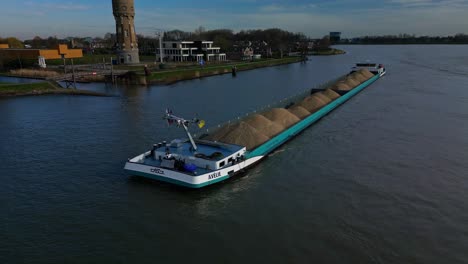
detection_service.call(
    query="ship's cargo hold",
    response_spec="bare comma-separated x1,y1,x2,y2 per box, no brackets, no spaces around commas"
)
358,68,374,79
204,123,236,141
322,89,341,101
344,77,360,87
288,106,311,119
244,114,284,138
313,92,332,104
262,108,300,129
298,96,327,113
217,122,269,150
330,82,352,91
351,72,368,83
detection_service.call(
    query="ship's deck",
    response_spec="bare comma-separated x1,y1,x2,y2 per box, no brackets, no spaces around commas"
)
138,140,245,176
157,139,243,160
141,157,212,176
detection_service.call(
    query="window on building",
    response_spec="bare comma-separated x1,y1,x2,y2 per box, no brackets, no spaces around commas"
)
124,30,128,38
172,43,177,48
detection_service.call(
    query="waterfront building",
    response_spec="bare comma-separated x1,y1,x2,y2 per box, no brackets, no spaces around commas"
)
231,40,270,59
158,41,226,62
330,32,342,43
0,44,83,68
112,0,140,64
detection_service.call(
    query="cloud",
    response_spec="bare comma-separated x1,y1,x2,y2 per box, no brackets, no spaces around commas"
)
259,3,318,13
51,3,90,11
387,0,468,8
259,4,284,12
2,0,468,39
24,1,91,11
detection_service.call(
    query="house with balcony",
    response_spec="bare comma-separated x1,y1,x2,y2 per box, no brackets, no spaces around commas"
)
157,40,226,62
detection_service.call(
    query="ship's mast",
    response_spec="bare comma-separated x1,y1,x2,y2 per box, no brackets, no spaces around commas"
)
181,122,198,151
163,110,204,152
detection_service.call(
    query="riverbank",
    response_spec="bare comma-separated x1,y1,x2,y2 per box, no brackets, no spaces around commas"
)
148,57,304,84
0,81,108,98
311,48,346,56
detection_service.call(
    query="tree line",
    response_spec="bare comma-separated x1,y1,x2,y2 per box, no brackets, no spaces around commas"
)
1,27,313,58
0,37,24,48
137,27,311,57
345,34,468,44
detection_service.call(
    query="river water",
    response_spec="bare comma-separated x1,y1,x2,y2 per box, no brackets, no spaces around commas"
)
1,45,468,264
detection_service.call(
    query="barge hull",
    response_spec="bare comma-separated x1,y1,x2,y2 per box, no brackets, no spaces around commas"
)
126,71,382,188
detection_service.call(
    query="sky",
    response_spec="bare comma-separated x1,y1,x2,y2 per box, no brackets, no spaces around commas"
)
1,0,468,40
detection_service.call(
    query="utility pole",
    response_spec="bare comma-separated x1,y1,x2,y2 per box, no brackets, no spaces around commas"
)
17,54,23,69
71,58,76,89
61,54,66,74
155,31,164,64
110,56,115,84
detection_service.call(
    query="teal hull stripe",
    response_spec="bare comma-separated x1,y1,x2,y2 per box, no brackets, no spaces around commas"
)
127,169,229,188
247,74,380,158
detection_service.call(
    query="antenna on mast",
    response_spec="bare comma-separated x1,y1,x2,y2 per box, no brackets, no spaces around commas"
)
163,109,205,151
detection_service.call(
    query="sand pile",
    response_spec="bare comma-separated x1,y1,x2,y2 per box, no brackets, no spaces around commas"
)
244,114,284,138
288,106,311,119
358,68,374,78
216,122,270,150
330,82,352,91
322,89,340,101
351,72,368,83
298,96,326,113
204,74,351,150
204,123,238,141
262,108,300,129
313,92,332,104
344,77,360,87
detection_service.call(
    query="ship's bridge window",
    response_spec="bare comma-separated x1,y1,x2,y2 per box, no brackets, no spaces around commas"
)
219,161,225,167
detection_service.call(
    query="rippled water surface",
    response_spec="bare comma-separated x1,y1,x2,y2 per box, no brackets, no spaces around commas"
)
1,45,468,263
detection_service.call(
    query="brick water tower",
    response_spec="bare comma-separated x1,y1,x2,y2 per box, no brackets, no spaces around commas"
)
112,0,140,64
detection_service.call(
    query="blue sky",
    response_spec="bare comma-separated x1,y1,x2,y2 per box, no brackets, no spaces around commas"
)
2,0,468,39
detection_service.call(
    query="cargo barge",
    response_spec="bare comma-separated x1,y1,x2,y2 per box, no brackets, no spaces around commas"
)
124,64,386,188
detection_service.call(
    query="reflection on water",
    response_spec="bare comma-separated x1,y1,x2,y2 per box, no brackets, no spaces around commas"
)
1,45,468,263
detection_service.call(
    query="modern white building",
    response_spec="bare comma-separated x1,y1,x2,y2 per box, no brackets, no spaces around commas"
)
157,40,226,62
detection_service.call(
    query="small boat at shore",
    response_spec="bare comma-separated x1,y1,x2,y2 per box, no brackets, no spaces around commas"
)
124,63,386,188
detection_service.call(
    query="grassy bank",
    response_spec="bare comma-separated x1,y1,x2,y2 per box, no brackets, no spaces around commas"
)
148,57,303,84
311,48,346,56
5,69,60,79
1,56,303,85
0,81,107,98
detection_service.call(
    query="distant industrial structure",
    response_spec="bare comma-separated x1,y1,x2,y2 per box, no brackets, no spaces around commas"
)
330,32,342,43
112,0,140,64
157,41,226,62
